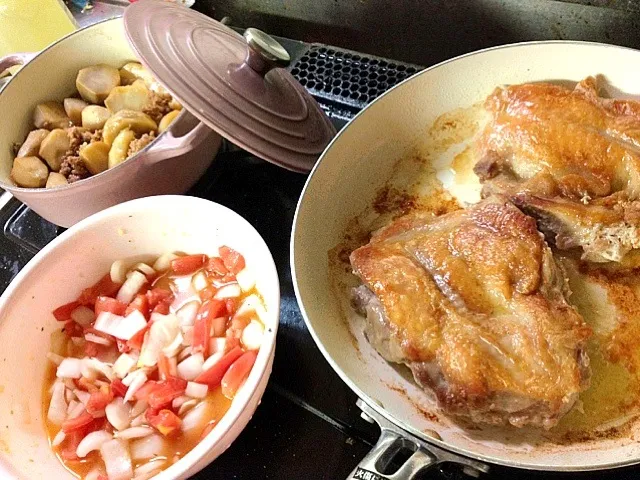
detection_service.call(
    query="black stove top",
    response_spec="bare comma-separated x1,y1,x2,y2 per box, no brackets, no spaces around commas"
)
2,34,640,480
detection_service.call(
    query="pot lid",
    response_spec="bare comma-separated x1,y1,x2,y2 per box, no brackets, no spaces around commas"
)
123,1,336,173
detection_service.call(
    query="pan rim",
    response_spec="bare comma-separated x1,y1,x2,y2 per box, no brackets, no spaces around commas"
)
291,39,640,472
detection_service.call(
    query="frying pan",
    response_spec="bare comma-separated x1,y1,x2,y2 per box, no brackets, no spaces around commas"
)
291,41,640,477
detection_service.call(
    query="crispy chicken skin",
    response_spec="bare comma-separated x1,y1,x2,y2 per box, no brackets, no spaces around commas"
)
350,197,591,429
474,77,640,264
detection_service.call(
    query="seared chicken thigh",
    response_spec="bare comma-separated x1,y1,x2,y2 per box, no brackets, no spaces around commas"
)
475,77,640,264
350,197,591,429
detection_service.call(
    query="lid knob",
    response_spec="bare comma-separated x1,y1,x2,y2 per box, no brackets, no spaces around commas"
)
243,28,291,76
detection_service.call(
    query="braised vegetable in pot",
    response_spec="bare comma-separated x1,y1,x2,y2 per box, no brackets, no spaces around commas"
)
45,247,265,479
10,62,182,189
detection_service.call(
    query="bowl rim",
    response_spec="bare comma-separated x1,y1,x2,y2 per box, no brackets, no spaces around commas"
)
0,16,186,195
0,194,280,478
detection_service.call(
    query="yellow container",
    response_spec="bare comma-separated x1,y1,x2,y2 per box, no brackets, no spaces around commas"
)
0,0,77,57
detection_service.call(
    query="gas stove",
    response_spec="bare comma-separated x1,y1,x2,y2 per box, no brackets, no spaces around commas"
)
1,4,639,479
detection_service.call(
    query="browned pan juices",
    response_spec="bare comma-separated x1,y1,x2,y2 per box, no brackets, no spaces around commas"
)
329,101,640,447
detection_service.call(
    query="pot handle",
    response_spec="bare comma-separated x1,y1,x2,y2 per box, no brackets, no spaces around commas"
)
0,52,36,89
138,118,212,166
348,399,489,480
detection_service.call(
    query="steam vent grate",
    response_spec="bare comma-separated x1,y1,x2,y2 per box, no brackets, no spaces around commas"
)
290,44,422,115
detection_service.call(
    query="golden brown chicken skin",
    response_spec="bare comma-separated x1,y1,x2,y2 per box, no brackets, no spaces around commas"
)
475,77,640,265
350,197,591,429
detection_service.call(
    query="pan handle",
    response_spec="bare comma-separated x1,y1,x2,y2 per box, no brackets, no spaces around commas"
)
348,399,489,480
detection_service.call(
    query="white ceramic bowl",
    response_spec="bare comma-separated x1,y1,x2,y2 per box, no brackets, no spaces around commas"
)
0,195,280,479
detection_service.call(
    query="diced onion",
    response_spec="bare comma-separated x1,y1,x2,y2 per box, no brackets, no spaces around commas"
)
133,459,165,480
202,351,224,372
85,333,113,346
71,306,95,326
115,426,154,440
152,253,178,272
181,326,194,345
47,382,67,425
176,301,199,327
67,399,80,416
177,353,204,381
85,469,106,480
185,382,208,399
52,430,66,447
65,388,75,404
47,352,64,366
172,395,189,410
235,267,256,292
177,398,198,416
113,353,137,379
56,358,82,379
130,400,148,418
162,332,183,358
77,430,113,458
234,294,268,323
68,401,85,420
209,337,227,355
82,358,115,381
95,310,146,341
130,412,146,427
138,314,179,367
192,271,209,292
116,271,148,304
100,438,133,480
106,397,131,431
214,283,241,300
75,389,90,406
124,371,147,403
181,402,207,432
130,435,166,460
110,260,128,284
241,320,264,351
132,263,155,278
178,346,192,361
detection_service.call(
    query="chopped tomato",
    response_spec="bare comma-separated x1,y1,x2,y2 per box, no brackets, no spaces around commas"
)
116,338,131,353
52,301,80,321
225,298,238,315
86,386,114,415
94,296,127,316
221,350,258,399
78,274,121,307
225,336,241,352
133,381,159,402
199,285,217,302
152,297,172,315
148,377,187,409
193,300,225,356
158,353,177,380
147,409,182,436
125,294,149,318
195,346,243,387
111,378,128,397
63,320,83,338
146,288,173,309
62,410,94,433
219,246,245,275
59,430,83,461
170,254,207,275
84,341,100,357
205,256,228,276
200,421,216,440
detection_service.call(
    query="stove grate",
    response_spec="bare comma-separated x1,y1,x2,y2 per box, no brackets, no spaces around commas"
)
290,44,422,114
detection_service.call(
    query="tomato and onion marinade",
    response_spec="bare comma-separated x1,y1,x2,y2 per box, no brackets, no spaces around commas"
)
43,247,267,480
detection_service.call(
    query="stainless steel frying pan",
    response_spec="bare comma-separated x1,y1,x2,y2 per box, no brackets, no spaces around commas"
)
291,41,640,477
